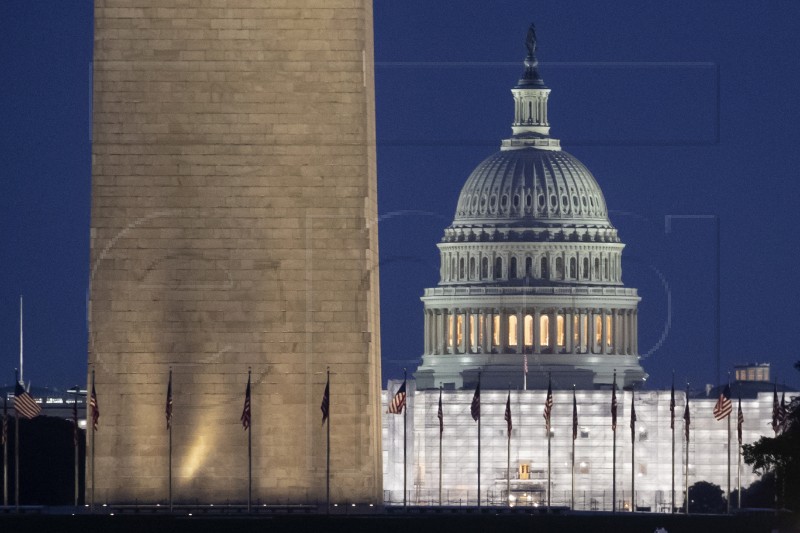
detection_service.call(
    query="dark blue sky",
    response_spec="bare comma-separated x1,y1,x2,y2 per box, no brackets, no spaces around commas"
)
2,1,799,391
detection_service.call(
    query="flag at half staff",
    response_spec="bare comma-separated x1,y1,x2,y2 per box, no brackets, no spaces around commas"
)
437,387,443,435
470,380,480,422
14,381,41,419
321,376,330,425
504,392,512,437
241,372,251,430
771,383,780,435
165,370,173,430
611,374,618,431
669,377,676,430
572,387,578,441
713,384,732,421
543,377,553,432
388,380,406,414
737,397,744,445
89,384,100,431
683,393,690,442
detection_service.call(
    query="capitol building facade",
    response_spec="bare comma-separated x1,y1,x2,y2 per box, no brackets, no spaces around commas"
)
382,26,794,511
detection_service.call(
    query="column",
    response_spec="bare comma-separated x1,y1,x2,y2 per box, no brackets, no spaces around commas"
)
633,310,638,355
533,309,541,354
486,309,494,353
516,310,524,355
499,310,508,354
589,309,597,354
565,310,574,353
550,310,558,354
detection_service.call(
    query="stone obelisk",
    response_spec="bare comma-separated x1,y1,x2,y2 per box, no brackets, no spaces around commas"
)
89,0,382,504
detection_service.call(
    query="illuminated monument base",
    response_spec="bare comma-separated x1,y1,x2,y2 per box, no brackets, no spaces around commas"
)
383,383,783,511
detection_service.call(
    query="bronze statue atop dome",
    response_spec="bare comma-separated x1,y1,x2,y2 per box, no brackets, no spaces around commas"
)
526,23,537,56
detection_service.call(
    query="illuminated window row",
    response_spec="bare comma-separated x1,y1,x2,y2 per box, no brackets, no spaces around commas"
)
423,308,637,356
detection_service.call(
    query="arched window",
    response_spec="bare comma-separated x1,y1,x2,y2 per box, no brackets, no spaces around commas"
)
604,257,609,279
459,258,465,280
569,257,577,279
469,257,476,279
492,314,500,347
539,314,550,348
451,257,456,281
594,258,600,279
524,315,533,347
508,315,518,347
481,257,489,279
555,257,564,279
540,257,549,279
525,257,533,277
494,257,503,280
582,258,589,280
606,314,612,348
557,314,565,348
509,257,517,279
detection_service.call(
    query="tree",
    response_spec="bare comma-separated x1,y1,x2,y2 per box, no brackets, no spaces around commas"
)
741,361,800,510
687,481,726,514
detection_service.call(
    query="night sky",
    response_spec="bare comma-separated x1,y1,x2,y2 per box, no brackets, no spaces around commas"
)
2,1,799,392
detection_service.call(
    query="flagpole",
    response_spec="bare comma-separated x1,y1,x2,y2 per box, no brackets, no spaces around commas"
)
684,384,689,515
73,385,79,506
326,367,330,513
438,385,442,506
737,396,742,510
506,386,511,508
247,368,252,513
19,297,24,383
671,371,675,514
91,368,96,511
571,385,576,510
403,368,407,509
612,371,617,513
2,396,7,507
14,369,20,510
168,368,173,513
726,374,731,514
547,375,551,512
631,390,635,512
477,372,481,508
727,409,731,514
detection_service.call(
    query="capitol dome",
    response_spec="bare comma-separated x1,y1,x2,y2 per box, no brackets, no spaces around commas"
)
450,148,617,240
414,24,647,391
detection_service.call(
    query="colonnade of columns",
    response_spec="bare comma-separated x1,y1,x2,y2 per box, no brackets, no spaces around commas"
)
423,307,637,357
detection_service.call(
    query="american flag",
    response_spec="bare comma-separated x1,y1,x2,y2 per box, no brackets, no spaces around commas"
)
669,379,675,430
470,381,480,422
543,378,553,432
14,381,41,419
2,396,7,446
713,384,732,421
89,384,99,431
630,392,637,443
771,384,779,435
777,392,788,434
737,397,743,445
611,377,618,432
437,387,443,435
241,373,251,430
683,394,690,442
165,371,173,430
320,377,330,425
572,388,578,441
388,380,406,414
504,392,512,437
